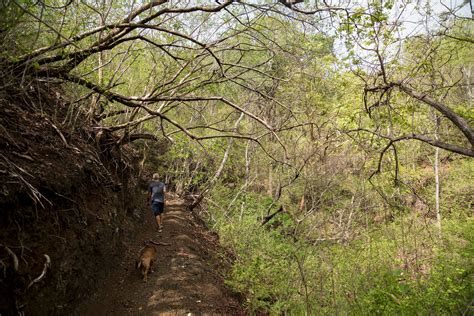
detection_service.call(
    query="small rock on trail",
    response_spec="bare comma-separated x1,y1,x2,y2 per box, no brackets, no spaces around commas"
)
76,199,244,315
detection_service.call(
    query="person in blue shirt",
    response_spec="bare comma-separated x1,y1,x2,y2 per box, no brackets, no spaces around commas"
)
147,173,166,232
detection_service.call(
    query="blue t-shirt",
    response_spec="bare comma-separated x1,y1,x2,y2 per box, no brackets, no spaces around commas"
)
148,181,165,203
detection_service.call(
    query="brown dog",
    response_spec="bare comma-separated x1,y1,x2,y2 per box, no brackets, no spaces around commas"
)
136,243,157,283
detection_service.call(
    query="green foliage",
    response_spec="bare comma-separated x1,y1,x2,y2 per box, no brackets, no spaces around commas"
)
332,219,472,315
208,189,302,313
442,159,474,218
207,182,472,315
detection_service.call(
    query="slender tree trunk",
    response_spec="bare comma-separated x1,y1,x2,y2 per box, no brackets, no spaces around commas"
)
294,253,311,315
299,195,305,211
434,116,441,233
464,65,473,106
429,58,442,234
240,140,252,223
245,140,251,188
267,164,273,197
90,0,110,118
434,147,440,225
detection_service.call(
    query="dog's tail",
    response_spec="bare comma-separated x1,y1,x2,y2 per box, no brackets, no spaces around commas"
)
136,260,141,269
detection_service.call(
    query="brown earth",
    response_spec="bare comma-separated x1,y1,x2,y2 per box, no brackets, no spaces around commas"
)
76,198,245,316
0,82,141,315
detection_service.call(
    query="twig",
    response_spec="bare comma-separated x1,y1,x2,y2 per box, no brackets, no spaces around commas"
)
0,153,51,207
46,118,69,147
11,151,34,162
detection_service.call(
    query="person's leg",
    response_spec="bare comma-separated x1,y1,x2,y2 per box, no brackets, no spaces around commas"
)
158,214,163,227
152,203,161,231
155,214,161,230
158,202,164,231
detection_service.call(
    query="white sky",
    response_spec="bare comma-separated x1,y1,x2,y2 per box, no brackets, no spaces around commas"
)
392,0,471,36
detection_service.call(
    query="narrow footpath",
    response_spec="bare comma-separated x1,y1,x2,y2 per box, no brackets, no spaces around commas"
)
77,199,244,315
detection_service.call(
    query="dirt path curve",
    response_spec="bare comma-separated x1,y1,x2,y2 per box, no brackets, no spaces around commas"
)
77,199,243,315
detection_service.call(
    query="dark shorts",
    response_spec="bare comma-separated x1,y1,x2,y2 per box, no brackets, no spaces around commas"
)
151,202,164,216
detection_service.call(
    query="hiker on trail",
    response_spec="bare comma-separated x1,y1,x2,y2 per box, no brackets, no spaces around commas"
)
148,173,166,232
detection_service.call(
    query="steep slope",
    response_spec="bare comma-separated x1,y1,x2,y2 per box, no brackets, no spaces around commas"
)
0,82,141,315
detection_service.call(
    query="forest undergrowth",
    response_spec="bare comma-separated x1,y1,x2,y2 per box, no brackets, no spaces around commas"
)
202,183,473,315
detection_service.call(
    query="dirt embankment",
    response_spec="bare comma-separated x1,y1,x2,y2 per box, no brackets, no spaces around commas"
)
0,82,142,315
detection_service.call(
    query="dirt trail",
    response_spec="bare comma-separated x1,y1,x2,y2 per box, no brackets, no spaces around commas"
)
77,199,243,315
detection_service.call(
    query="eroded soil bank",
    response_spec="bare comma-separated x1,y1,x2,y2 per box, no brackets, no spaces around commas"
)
0,82,144,315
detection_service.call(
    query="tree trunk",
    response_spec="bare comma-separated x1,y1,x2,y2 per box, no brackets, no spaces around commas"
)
267,164,273,197
434,115,441,233
464,65,473,106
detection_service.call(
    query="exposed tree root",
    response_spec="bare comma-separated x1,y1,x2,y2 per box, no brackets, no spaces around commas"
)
27,254,51,289
1,244,19,272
